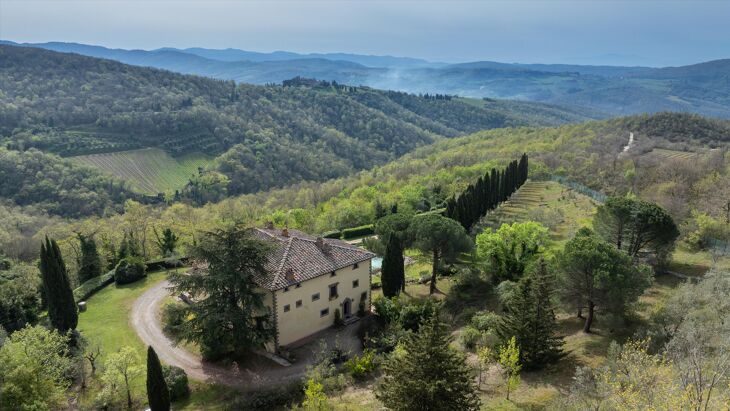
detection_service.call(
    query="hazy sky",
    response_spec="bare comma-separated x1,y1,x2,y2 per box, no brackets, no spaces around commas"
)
1,0,728,66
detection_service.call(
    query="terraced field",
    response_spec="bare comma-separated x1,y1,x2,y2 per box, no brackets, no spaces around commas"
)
70,148,212,194
648,148,703,161
474,180,599,247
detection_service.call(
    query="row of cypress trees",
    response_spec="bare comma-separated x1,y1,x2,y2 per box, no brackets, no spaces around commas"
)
445,153,529,230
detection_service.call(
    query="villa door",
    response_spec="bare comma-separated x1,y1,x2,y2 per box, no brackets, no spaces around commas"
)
343,299,352,318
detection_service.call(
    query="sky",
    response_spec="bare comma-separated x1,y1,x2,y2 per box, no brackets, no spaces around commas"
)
1,0,729,67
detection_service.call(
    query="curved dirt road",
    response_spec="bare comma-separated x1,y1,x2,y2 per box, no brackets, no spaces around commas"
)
130,279,360,389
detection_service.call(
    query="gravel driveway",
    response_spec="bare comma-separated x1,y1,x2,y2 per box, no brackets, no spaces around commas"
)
130,279,362,389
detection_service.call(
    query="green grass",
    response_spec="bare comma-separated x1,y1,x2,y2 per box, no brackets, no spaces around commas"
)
76,268,231,409
70,148,212,194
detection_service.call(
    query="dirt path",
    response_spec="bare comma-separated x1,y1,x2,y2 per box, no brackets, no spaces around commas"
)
622,132,635,152
130,279,361,389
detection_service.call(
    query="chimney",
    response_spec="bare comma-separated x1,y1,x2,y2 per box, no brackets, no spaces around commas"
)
315,237,330,252
265,221,274,229
281,228,289,237
285,268,295,283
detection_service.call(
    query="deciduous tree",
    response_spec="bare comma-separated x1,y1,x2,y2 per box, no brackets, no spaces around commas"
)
557,228,652,333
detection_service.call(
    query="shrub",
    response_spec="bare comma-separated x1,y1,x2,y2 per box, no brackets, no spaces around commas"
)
162,365,190,401
460,326,483,351
229,381,304,410
73,270,115,301
161,303,187,339
344,349,377,379
114,257,146,285
322,230,342,239
341,224,374,239
358,301,366,317
333,308,344,327
470,312,501,332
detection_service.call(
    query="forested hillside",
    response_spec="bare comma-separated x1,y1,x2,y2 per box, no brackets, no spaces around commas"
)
0,44,598,213
6,41,729,118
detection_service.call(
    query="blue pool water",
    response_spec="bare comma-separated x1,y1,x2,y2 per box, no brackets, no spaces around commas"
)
372,257,383,270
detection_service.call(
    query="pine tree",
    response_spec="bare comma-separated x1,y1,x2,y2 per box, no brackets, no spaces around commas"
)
77,233,102,283
381,234,405,297
40,236,78,334
376,317,481,410
146,346,170,411
497,258,563,370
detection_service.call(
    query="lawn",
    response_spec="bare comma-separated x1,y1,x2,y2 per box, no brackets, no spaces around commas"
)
75,269,232,409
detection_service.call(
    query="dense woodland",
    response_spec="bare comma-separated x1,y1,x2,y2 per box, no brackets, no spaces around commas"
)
0,45,602,212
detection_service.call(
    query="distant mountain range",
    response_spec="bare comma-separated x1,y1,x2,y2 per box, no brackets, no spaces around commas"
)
2,40,729,118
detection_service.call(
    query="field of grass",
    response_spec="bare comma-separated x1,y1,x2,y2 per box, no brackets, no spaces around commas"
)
76,268,231,409
70,148,212,194
476,180,598,249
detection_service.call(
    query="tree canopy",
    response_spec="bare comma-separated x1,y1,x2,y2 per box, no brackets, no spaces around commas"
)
557,228,652,333
168,225,275,359
376,316,481,411
408,214,472,294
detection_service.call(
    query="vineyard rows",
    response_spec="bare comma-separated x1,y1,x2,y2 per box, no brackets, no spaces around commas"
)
70,148,212,194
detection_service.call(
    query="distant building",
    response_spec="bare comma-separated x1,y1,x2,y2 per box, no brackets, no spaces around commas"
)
251,226,375,352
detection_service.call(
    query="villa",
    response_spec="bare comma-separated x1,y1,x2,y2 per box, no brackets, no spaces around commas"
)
252,226,375,352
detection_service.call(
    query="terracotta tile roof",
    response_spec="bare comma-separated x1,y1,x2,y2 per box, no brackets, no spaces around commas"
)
251,228,375,291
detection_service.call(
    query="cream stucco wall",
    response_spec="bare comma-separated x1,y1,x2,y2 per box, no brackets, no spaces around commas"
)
271,259,371,348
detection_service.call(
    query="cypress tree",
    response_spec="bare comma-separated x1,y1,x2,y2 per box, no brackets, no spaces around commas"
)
497,259,563,370
147,346,171,411
381,234,405,298
376,317,481,410
77,233,102,283
40,236,78,334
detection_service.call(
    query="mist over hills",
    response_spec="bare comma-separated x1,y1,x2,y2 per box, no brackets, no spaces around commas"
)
3,40,729,118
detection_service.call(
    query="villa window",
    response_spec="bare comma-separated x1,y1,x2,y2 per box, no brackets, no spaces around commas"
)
296,300,302,308
329,283,339,300
330,271,336,277
353,263,359,269
312,292,320,301
295,283,302,288
320,308,329,317
352,279,359,288
283,287,289,293
283,304,290,312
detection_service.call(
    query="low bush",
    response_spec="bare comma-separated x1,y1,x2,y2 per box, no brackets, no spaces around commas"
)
341,224,374,239
228,381,304,410
114,257,146,285
333,308,344,327
161,302,187,338
460,326,482,351
162,365,190,401
470,311,501,332
322,230,342,239
73,270,115,301
344,349,377,379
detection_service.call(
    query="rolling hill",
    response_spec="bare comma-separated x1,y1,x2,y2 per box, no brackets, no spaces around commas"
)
0,44,599,216
3,40,729,118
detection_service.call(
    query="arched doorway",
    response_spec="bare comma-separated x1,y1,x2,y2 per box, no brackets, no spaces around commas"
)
342,298,352,318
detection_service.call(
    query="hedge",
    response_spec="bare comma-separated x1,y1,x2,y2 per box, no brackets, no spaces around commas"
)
73,270,115,302
145,256,189,272
114,257,147,285
322,230,342,239
341,224,374,239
